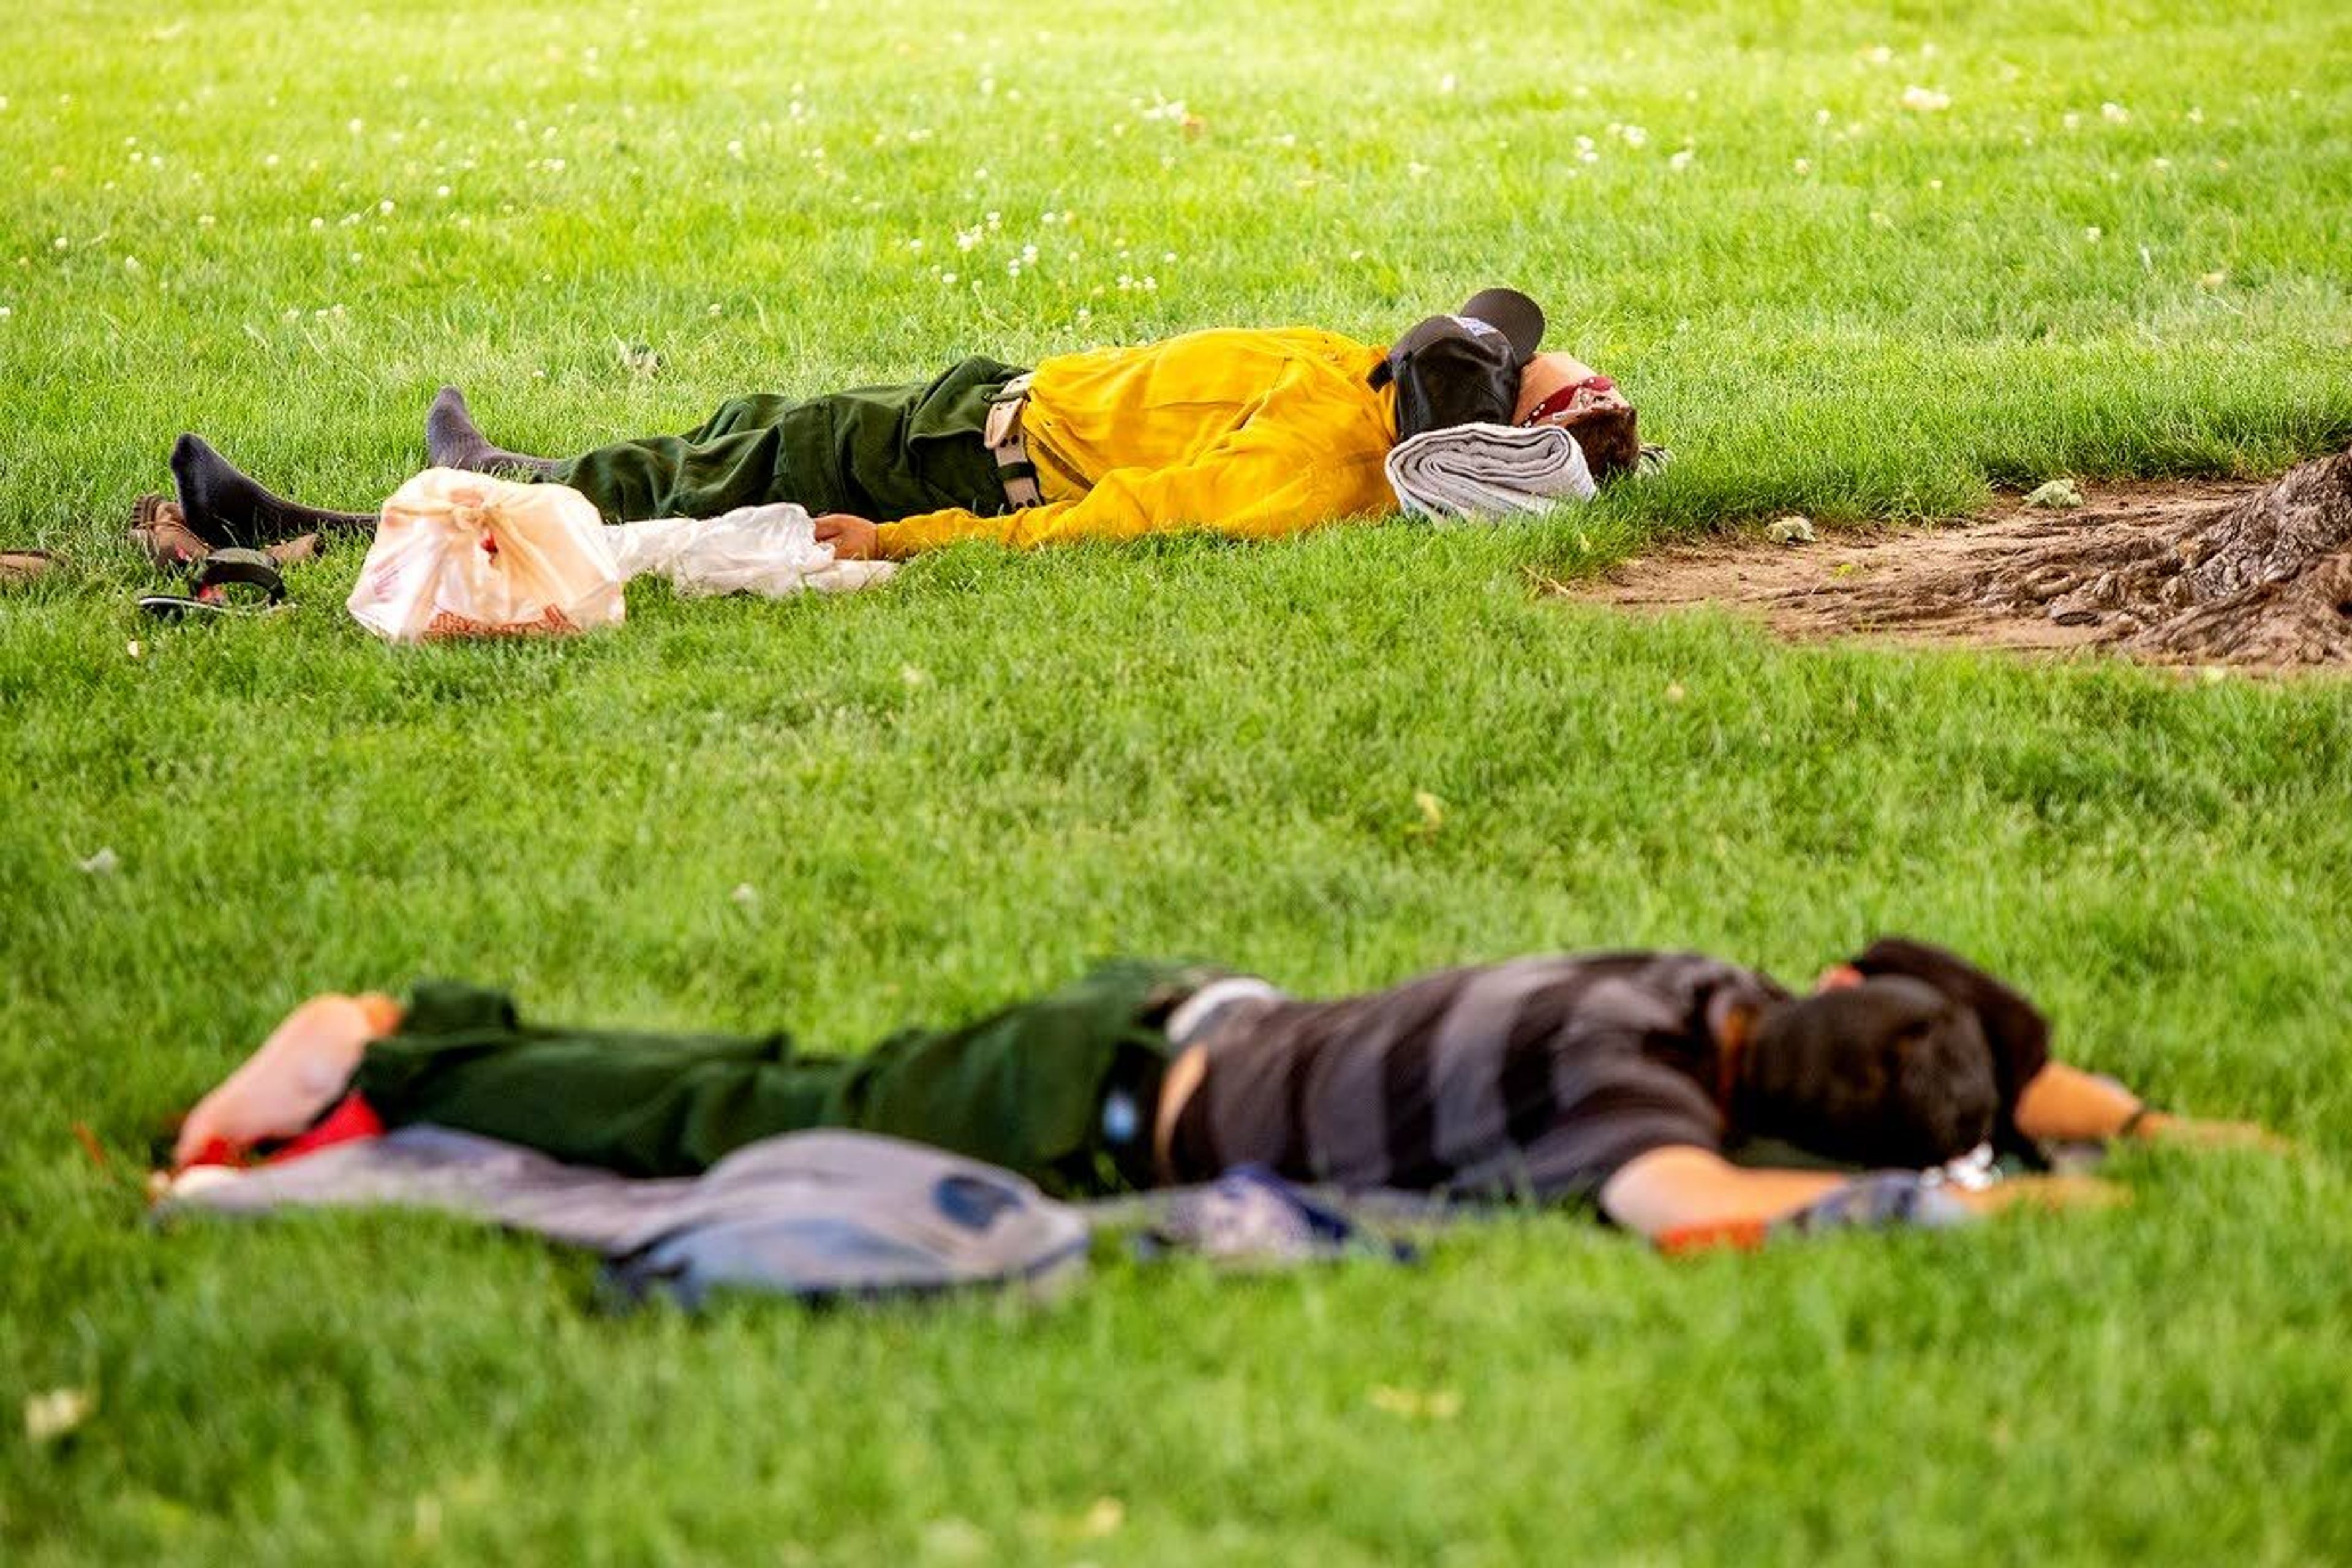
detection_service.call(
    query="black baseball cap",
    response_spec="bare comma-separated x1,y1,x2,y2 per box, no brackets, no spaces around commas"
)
1457,288,1546,364
1388,287,1546,370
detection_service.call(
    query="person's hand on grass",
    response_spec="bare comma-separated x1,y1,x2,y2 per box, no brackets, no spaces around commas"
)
2130,1112,2293,1153
1950,1174,2130,1216
813,513,880,560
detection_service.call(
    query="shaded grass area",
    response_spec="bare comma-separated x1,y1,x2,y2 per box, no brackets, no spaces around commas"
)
6,0,2352,1561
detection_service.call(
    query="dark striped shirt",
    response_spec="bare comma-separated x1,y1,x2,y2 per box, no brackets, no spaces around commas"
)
1169,952,1787,1201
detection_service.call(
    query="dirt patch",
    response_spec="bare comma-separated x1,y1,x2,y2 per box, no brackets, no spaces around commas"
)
1581,456,2352,671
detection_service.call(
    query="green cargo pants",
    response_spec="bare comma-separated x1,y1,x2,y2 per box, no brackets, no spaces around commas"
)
352,961,1227,1196
549,354,1029,523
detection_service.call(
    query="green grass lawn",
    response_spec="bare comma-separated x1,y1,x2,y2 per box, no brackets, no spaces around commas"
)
6,0,2352,1561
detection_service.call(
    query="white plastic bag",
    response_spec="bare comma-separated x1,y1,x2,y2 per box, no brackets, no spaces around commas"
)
607,504,898,598
347,470,624,643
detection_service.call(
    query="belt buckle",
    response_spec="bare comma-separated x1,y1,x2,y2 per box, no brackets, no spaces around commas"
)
984,395,1023,450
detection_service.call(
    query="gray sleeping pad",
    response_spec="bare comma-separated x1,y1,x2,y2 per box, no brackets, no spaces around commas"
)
164,1127,1092,1306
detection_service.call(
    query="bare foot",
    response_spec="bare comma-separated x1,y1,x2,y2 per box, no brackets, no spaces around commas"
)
173,993,398,1167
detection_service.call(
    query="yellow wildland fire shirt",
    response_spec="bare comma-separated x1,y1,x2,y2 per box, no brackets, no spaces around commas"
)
873,327,1399,556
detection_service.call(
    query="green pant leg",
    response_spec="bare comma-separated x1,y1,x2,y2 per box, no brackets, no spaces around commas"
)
824,960,1225,1195
548,393,850,523
546,356,1027,524
353,982,849,1177
354,965,1219,1191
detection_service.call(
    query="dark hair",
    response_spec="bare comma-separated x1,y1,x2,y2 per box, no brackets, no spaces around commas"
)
1736,978,1999,1168
1847,938,2049,1156
1561,403,1640,482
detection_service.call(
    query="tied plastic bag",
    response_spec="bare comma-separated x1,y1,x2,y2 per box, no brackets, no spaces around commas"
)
606,504,897,598
347,469,624,643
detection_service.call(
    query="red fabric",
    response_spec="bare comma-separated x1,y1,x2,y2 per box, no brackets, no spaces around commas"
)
1655,1218,1771,1256
266,1093,385,1164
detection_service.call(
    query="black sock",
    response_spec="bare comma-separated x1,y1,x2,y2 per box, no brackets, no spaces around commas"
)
425,386,562,478
169,435,379,546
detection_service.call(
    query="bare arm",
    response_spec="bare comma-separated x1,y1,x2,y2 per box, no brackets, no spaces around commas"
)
2013,1061,2286,1150
1597,1146,1861,1243
1600,1145,2122,1251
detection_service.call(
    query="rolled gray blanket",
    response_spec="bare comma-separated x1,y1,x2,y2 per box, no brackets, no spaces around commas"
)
1384,421,1596,519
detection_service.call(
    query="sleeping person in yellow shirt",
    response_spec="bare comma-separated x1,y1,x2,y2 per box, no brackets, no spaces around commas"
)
152,289,1640,562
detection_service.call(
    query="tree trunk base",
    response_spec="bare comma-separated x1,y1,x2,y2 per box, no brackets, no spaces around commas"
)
1828,445,2352,666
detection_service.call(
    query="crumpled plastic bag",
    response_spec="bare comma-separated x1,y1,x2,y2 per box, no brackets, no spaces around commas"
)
347,470,624,643
606,504,897,598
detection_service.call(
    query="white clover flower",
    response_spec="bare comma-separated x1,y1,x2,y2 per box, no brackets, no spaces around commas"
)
1621,124,1647,146
0,306,13,318
2187,107,2205,124
1408,161,1430,178
347,118,364,134
124,255,140,270
1668,149,1694,171
2084,225,2102,241
1866,45,1893,65
435,185,451,198
2101,102,2130,123
940,271,957,284
1901,85,1951,112
378,198,394,215
1928,178,1943,190
1815,108,1832,125
708,303,722,315
198,213,215,226
53,236,68,250
726,140,744,159
1793,157,1812,174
